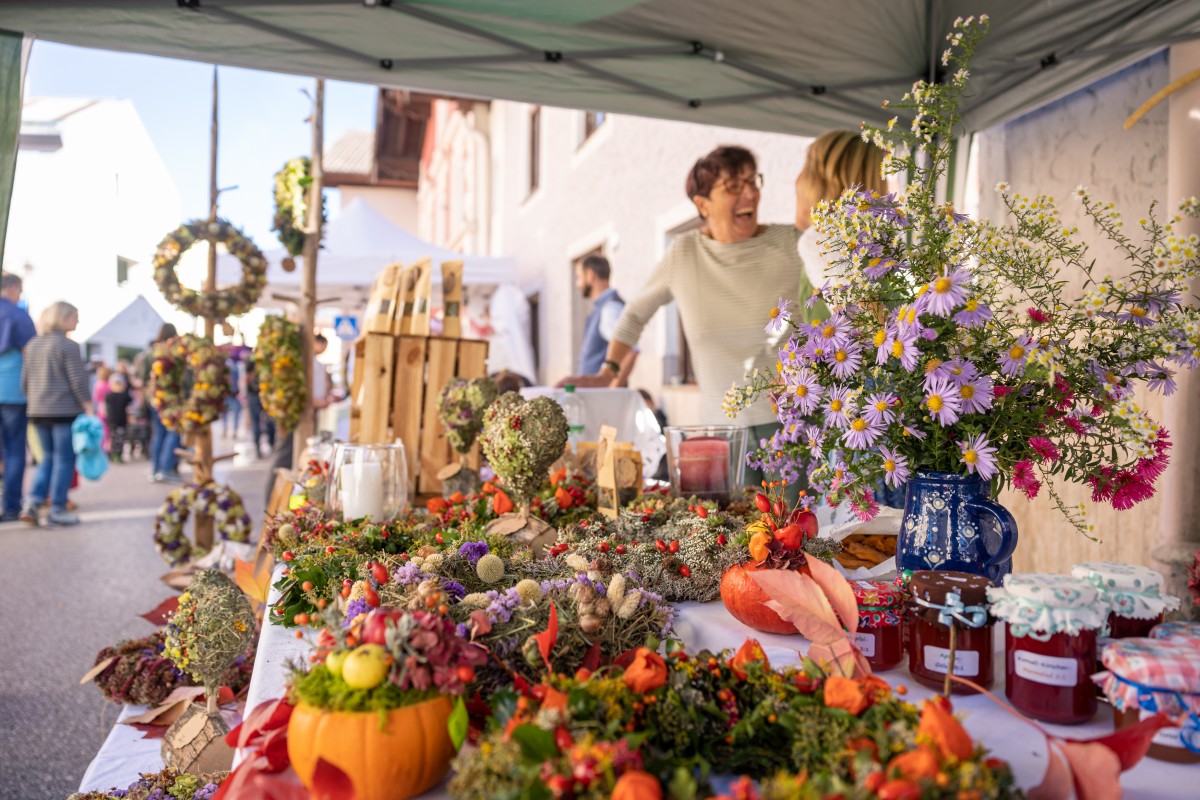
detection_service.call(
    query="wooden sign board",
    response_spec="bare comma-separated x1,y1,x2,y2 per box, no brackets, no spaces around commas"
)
441,260,464,339
366,263,402,334
409,259,434,337
391,264,418,336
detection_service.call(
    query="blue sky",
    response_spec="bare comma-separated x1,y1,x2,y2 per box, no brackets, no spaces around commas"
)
25,40,378,245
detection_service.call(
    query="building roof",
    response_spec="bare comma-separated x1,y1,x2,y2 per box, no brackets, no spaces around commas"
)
324,130,374,182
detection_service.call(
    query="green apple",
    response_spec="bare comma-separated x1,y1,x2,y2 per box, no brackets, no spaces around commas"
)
341,644,391,690
324,650,348,678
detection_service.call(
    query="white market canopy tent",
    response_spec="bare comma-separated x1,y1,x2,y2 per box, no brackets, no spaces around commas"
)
214,197,517,310
2,1,1199,137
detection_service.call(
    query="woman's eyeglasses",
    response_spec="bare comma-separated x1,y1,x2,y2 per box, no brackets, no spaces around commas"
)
720,172,764,194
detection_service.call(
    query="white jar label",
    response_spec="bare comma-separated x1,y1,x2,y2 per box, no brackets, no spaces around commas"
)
1141,710,1186,749
1014,650,1079,687
854,632,876,658
923,645,980,677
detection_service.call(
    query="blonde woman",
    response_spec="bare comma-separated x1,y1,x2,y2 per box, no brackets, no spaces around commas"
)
20,301,92,525
794,131,887,289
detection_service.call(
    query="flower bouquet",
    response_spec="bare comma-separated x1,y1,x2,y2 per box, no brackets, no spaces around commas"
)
450,641,1019,800
727,17,1200,578
288,606,488,800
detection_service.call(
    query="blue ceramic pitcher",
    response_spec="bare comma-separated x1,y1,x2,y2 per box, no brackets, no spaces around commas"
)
898,472,1018,583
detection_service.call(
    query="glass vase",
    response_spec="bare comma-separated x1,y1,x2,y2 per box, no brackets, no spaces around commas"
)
325,442,408,523
665,425,747,505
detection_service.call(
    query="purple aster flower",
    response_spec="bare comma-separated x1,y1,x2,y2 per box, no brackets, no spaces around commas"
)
902,423,928,441
863,255,902,281
829,342,864,379
1115,304,1155,327
764,297,792,334
823,386,855,430
999,334,1034,378
884,329,920,372
959,433,999,480
944,357,980,385
812,311,853,350
802,424,826,459
919,267,972,316
953,298,993,327
958,375,995,414
863,392,896,426
343,598,370,626
1147,367,1177,395
923,377,963,426
842,414,884,449
783,370,824,415
922,358,953,388
457,540,490,565
442,579,467,600
879,446,911,488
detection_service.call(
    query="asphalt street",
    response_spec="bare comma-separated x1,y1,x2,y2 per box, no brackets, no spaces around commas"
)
0,438,271,799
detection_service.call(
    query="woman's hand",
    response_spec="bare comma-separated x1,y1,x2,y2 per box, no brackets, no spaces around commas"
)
554,374,613,389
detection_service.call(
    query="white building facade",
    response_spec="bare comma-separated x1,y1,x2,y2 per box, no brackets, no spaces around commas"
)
5,96,184,357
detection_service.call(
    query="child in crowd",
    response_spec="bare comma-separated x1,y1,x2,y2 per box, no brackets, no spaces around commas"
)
104,372,132,462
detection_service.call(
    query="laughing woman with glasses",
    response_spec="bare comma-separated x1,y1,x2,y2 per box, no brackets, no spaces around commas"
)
560,145,823,489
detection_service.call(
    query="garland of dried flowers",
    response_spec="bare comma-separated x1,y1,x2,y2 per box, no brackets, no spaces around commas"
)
164,570,257,697
153,218,266,319
254,315,306,432
149,335,230,435
153,482,253,567
90,630,255,707
272,156,325,258
68,768,226,800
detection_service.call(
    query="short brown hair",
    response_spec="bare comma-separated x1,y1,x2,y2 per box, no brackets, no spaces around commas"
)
580,254,611,281
686,145,757,200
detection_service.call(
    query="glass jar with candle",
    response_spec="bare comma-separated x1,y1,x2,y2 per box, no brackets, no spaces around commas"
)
1097,638,1200,764
988,574,1106,725
852,580,905,671
908,571,995,694
665,425,747,505
1070,561,1180,640
326,442,409,523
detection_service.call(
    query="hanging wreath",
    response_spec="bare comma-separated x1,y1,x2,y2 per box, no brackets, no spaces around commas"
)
254,315,306,433
153,218,267,319
272,156,326,259
153,481,253,567
150,334,231,435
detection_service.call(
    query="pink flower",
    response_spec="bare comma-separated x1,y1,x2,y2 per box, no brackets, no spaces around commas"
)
1062,416,1088,435
993,385,1013,398
1011,459,1040,499
848,488,880,521
1111,476,1155,510
1026,307,1052,324
1028,436,1060,462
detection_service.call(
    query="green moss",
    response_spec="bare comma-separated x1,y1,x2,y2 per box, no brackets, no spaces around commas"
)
289,663,439,715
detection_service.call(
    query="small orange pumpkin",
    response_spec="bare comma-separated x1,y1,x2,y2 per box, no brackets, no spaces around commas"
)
719,562,800,635
288,697,456,800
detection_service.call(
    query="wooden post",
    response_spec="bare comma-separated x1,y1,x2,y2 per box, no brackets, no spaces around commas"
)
294,78,324,464
193,66,219,551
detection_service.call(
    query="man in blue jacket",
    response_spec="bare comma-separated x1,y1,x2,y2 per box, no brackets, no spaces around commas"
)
574,254,625,376
0,273,37,522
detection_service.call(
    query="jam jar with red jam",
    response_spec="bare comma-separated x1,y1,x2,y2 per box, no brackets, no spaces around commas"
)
1070,561,1180,641
908,571,995,694
852,580,905,671
988,573,1106,725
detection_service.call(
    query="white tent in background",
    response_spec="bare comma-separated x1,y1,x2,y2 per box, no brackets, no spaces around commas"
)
216,197,517,310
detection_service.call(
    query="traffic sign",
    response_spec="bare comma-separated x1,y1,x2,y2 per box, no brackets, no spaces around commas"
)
333,315,360,341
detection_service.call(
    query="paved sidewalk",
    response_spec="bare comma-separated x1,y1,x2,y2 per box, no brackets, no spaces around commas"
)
0,448,271,799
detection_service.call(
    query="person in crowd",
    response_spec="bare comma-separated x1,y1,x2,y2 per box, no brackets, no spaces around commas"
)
637,388,670,482
245,352,274,460
104,372,132,463
573,254,624,376
141,323,183,484
794,130,887,288
221,351,243,439
92,364,112,453
21,301,92,526
491,370,533,396
559,145,821,487
0,273,37,522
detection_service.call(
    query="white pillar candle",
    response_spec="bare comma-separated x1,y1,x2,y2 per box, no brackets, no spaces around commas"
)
342,458,384,521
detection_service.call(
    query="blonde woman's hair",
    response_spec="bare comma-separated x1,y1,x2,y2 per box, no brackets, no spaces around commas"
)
795,131,887,223
38,301,78,334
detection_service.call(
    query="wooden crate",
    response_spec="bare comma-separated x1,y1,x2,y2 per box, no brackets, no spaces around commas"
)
350,330,489,497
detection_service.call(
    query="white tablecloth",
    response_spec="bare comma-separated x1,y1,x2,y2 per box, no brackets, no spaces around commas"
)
521,387,665,478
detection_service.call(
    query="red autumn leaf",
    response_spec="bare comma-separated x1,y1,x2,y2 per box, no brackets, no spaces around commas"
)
750,568,845,644
226,697,295,750
469,609,493,637
1060,741,1121,800
310,757,359,800
493,489,514,515
140,596,179,626
1028,745,1072,800
1062,711,1173,771
612,648,640,670
532,603,558,669
580,641,604,673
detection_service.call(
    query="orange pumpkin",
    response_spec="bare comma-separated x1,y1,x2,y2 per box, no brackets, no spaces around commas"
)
288,697,456,800
719,562,800,635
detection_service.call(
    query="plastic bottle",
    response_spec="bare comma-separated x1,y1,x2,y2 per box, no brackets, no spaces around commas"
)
558,385,586,449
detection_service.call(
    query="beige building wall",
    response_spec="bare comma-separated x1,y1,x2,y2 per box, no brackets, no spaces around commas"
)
338,185,418,232
972,53,1174,573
